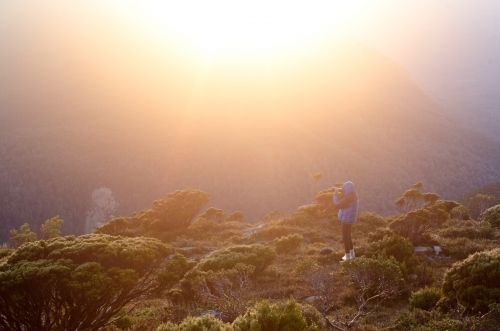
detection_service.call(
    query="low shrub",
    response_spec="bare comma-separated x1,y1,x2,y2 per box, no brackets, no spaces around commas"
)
295,258,319,274
483,204,500,228
442,248,500,314
440,237,483,259
250,225,299,241
274,234,303,254
413,319,465,331
196,244,276,274
409,287,442,311
356,212,388,233
157,314,232,331
232,298,319,331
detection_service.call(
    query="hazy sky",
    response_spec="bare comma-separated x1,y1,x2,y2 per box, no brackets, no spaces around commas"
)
1,0,500,108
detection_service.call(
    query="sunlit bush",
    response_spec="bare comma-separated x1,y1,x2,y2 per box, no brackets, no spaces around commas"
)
483,204,500,228
274,234,303,254
232,298,318,331
442,248,500,314
196,244,276,274
409,287,442,311
250,225,299,241
157,314,232,331
440,237,483,259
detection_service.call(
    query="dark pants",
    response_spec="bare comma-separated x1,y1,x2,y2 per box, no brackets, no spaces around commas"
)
341,223,353,254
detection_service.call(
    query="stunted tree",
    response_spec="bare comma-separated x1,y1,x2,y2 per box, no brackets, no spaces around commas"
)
467,194,496,221
40,216,64,240
0,234,173,331
9,223,37,247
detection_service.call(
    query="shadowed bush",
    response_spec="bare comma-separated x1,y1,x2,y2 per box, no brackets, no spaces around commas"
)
442,248,500,315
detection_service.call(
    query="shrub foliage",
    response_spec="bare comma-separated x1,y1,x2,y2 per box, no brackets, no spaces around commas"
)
0,234,172,331
442,248,500,314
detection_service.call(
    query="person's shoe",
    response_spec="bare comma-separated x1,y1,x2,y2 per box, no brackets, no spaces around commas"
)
350,249,355,258
340,252,352,263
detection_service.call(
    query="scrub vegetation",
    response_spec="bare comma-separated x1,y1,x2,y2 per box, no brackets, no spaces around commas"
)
2,184,500,330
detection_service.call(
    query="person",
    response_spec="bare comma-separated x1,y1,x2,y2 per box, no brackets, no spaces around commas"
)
331,181,359,262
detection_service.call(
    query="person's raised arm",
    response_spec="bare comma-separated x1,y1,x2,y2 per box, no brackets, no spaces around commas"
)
332,190,358,210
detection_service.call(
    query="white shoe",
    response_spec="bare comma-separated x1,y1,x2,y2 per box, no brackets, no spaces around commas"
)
341,252,352,261
350,249,355,258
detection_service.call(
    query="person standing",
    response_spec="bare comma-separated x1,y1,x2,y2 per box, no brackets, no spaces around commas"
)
331,181,359,262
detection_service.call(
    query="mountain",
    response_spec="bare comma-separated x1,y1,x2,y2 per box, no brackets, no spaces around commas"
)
1,2,500,243
357,0,500,141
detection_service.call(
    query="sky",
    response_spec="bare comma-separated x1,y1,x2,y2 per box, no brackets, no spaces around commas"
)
1,0,500,114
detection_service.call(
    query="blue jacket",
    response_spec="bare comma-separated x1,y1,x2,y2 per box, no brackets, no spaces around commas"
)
333,181,359,224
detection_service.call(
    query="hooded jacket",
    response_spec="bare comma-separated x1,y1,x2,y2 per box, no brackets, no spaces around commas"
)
333,181,359,224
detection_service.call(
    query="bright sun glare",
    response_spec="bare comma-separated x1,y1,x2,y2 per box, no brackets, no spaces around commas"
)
117,0,367,59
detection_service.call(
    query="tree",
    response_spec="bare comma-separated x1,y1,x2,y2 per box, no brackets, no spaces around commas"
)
40,216,64,240
0,234,173,331
9,223,37,247
467,194,495,221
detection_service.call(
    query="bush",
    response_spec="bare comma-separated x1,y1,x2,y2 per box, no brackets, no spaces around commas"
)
157,314,232,331
440,237,483,259
250,225,299,241
409,287,442,311
0,235,172,331
295,258,319,274
363,231,419,278
442,248,500,314
274,234,303,254
413,319,465,331
356,212,388,233
232,298,318,331
196,244,276,274
439,219,494,239
483,204,500,228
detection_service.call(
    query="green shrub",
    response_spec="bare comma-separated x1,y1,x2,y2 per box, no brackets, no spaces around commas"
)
280,211,318,228
409,287,442,311
232,298,318,331
363,232,419,278
157,314,232,331
250,225,299,241
367,228,396,243
413,319,465,331
196,245,276,274
442,248,500,314
483,204,500,228
356,212,388,233
114,315,135,329
295,258,319,274
364,232,413,263
274,234,303,254
440,237,482,259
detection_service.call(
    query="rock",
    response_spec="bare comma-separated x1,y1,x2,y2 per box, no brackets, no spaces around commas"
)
319,247,335,255
413,246,433,254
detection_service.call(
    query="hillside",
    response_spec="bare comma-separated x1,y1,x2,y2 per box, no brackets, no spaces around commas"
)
2,40,500,242
2,3,500,242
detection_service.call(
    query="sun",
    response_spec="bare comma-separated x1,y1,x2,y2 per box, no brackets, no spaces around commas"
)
116,0,367,59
